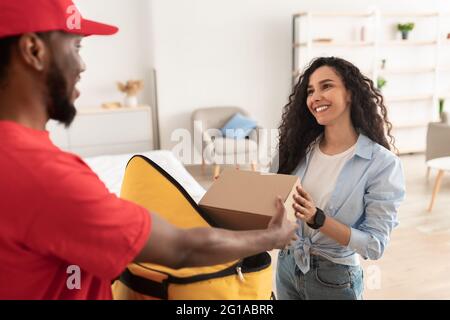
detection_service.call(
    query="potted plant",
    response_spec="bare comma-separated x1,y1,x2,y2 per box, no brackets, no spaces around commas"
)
117,80,144,108
438,98,448,123
439,98,445,115
377,77,387,91
397,23,415,40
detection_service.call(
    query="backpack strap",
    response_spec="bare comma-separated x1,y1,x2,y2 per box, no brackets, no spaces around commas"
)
119,268,168,300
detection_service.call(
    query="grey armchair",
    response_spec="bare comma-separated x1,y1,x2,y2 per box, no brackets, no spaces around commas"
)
192,107,267,179
426,122,450,178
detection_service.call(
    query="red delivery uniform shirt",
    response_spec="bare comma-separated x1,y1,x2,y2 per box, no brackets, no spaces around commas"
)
0,121,151,299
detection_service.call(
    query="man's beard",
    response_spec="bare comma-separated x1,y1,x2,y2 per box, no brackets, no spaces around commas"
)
46,61,77,128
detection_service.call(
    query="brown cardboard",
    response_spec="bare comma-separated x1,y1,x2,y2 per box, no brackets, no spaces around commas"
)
199,168,300,230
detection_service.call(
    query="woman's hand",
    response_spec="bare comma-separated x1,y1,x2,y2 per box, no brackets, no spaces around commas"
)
292,185,317,224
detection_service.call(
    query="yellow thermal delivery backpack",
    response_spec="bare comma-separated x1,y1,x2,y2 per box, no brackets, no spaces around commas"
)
112,155,273,300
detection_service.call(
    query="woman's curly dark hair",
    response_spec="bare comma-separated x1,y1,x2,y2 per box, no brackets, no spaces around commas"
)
278,56,396,174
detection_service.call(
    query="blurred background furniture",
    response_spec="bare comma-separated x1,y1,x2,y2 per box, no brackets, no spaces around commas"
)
426,156,450,212
84,150,206,203
47,106,153,157
426,122,450,179
192,107,267,179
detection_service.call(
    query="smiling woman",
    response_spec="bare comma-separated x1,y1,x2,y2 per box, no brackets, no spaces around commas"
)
279,57,396,175
272,57,406,300
306,67,352,127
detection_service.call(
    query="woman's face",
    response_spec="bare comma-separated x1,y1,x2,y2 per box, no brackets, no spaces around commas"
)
306,66,351,127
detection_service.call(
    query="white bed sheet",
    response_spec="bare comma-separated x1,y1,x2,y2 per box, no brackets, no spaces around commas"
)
83,150,206,203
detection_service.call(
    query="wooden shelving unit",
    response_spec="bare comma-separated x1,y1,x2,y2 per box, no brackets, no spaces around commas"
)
381,12,439,18
294,12,373,18
438,66,450,72
379,67,435,76
294,41,375,47
291,10,450,154
393,122,430,129
381,40,437,46
385,94,434,103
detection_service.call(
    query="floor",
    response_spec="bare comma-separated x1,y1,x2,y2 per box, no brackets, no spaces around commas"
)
186,154,450,299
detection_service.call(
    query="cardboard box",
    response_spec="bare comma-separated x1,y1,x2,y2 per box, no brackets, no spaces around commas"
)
199,168,300,230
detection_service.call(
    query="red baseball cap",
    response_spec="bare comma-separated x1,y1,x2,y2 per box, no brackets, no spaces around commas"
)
0,0,118,39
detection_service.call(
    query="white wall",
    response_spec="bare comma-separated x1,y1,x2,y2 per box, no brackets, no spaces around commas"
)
75,0,449,154
74,0,154,109
149,0,448,151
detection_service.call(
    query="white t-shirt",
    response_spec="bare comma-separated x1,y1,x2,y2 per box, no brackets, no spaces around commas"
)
301,140,356,237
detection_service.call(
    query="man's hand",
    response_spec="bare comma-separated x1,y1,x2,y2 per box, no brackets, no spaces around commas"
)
136,196,301,268
267,196,299,249
292,185,317,224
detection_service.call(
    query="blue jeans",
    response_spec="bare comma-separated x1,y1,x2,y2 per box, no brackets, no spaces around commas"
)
276,249,364,300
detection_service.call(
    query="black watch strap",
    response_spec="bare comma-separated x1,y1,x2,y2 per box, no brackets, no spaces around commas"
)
307,207,326,230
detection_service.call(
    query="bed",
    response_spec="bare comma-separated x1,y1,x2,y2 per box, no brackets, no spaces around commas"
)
83,150,206,203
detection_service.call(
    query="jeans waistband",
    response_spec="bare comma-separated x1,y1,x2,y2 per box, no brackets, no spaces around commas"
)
285,248,336,267
285,248,360,271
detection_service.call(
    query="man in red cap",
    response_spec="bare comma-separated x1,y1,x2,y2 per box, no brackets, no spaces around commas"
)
0,0,298,300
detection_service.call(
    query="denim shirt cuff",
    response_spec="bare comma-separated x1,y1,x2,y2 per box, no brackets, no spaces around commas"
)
348,227,370,259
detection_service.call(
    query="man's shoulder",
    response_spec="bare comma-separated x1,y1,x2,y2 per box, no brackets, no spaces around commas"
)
3,141,92,187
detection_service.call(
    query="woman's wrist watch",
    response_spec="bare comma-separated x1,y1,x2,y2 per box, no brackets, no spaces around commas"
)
307,208,326,230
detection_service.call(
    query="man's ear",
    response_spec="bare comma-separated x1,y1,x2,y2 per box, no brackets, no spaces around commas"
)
17,33,49,72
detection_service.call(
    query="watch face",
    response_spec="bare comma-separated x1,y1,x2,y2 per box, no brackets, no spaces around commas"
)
316,209,326,227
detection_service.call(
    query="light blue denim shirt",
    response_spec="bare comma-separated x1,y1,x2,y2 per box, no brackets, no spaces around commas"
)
271,134,405,274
